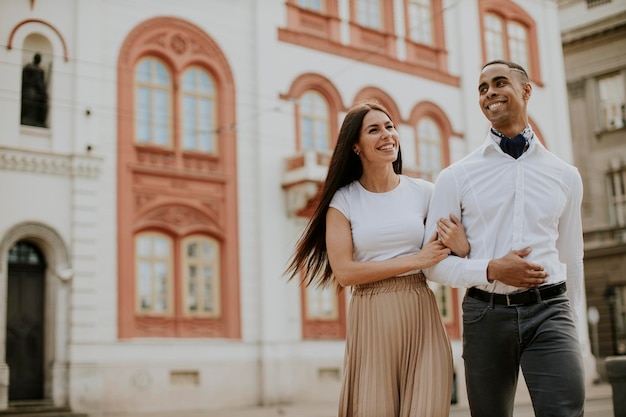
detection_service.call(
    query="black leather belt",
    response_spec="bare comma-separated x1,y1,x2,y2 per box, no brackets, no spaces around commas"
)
466,282,567,306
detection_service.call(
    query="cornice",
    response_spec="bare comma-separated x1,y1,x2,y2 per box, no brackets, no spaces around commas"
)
0,146,102,178
561,10,626,45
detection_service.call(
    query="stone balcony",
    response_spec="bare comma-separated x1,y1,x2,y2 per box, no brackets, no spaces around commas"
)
281,150,331,217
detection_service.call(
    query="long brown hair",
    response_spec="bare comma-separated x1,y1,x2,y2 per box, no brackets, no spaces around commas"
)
285,101,402,289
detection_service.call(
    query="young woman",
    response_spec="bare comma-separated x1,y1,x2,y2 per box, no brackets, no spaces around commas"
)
286,101,468,417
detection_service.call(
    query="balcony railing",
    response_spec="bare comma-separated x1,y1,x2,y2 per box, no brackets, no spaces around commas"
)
281,150,331,217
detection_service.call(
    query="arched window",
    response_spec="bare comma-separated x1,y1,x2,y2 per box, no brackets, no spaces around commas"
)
135,232,173,315
181,67,217,153
484,13,529,72
118,17,239,339
507,21,529,71
300,91,331,152
135,58,172,146
484,13,505,61
479,0,541,83
417,117,442,181
8,241,44,265
182,235,221,317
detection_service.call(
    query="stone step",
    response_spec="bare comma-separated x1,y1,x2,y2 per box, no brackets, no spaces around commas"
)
0,403,87,417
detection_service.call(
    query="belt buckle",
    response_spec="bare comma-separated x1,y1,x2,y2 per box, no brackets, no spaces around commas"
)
506,294,512,306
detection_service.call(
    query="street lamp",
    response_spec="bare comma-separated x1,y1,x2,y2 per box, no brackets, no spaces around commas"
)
604,285,619,356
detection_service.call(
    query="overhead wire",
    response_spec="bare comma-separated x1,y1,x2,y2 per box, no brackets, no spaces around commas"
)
0,0,463,145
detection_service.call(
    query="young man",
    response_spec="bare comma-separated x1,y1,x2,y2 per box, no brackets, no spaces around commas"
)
424,60,585,417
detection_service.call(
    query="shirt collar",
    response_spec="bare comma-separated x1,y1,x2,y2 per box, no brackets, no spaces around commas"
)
482,125,535,155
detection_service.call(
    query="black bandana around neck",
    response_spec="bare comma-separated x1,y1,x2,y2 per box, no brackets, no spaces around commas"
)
491,127,530,159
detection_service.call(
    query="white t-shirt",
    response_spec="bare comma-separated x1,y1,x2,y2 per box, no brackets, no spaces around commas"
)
329,175,433,268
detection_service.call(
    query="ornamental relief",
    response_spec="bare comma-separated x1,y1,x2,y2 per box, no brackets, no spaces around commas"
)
136,149,176,167
145,205,213,228
182,155,219,171
135,194,157,211
170,33,187,54
142,30,210,60
0,148,101,178
144,32,167,48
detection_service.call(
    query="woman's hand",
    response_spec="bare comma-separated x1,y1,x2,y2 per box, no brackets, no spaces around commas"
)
416,232,451,269
437,214,470,258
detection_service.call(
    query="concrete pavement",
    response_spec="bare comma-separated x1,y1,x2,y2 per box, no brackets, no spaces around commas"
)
110,382,614,417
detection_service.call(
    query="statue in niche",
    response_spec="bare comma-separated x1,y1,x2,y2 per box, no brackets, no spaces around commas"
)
20,53,48,127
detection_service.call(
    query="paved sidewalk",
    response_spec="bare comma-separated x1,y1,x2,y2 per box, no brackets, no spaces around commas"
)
110,382,613,417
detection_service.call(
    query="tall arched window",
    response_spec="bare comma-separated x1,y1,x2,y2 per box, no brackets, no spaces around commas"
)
484,13,505,62
300,91,330,152
417,117,442,180
507,21,528,71
135,58,172,146
484,13,529,71
118,17,239,339
479,0,541,83
181,67,217,153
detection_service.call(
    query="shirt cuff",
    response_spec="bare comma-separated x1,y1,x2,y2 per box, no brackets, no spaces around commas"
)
463,259,491,286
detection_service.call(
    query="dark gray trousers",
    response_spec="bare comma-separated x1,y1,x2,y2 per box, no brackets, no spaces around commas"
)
462,293,585,417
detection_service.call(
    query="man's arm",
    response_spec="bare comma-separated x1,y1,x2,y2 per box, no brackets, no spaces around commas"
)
424,168,490,287
557,169,585,323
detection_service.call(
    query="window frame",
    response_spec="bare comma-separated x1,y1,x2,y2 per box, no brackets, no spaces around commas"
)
180,66,218,154
478,0,542,86
407,0,433,45
134,57,173,148
607,165,626,227
181,235,222,318
135,232,174,317
597,72,626,132
348,0,397,56
300,284,347,339
298,90,332,152
416,116,443,182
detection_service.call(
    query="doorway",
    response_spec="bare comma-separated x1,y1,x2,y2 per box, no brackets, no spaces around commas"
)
6,240,46,401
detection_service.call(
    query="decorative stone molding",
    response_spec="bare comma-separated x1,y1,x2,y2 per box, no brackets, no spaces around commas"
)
0,146,102,178
282,150,329,217
145,205,213,227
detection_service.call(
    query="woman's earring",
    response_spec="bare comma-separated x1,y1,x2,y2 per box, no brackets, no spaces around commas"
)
354,149,360,156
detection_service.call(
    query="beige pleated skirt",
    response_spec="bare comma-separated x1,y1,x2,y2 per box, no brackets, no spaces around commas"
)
338,273,453,417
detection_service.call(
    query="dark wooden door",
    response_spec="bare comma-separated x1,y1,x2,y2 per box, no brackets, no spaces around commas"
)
6,241,45,401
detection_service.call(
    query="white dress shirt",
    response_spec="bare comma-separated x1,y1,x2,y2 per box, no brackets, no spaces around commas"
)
424,128,584,316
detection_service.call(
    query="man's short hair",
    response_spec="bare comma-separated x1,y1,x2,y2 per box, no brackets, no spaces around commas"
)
482,60,529,84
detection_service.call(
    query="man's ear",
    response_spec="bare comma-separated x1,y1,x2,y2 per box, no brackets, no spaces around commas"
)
523,83,533,101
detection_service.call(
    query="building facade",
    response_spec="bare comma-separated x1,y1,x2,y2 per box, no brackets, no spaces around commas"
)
560,0,626,367
0,0,592,414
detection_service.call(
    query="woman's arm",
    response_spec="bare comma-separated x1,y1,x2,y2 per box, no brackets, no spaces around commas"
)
326,207,451,287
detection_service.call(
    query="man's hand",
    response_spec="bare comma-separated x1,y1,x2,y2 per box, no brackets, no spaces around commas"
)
487,248,548,288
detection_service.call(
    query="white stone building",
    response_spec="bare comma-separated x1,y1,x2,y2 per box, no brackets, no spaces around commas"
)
0,0,593,414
